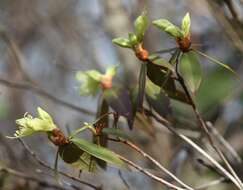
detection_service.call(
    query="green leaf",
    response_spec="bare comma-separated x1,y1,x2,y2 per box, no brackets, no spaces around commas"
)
194,49,238,77
76,71,101,96
37,107,53,123
71,137,126,168
181,12,190,37
179,51,202,93
112,38,132,48
145,79,171,117
72,152,97,172
128,33,138,46
86,70,103,81
59,143,97,172
59,143,84,164
149,56,174,72
134,11,148,42
196,67,235,114
153,19,183,38
146,60,172,87
105,65,118,77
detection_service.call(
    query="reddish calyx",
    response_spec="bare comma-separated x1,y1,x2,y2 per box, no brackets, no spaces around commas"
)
94,123,106,136
176,35,191,52
135,44,149,61
100,75,113,90
49,128,69,146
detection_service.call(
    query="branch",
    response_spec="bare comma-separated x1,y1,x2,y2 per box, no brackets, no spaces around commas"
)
0,78,94,115
174,52,243,189
109,138,194,190
143,108,242,190
18,139,101,190
118,155,187,190
195,177,227,190
0,167,69,190
207,122,242,164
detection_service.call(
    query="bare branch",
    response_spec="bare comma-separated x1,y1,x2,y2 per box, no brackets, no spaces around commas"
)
207,122,242,164
174,52,243,189
195,177,227,190
109,137,194,190
118,155,187,190
143,108,242,190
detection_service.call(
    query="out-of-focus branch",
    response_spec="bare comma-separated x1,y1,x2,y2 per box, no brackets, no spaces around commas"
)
0,77,94,115
207,122,242,164
118,170,130,189
204,0,243,54
18,139,101,190
0,30,33,82
195,177,227,190
143,108,242,189
0,166,69,190
174,53,243,189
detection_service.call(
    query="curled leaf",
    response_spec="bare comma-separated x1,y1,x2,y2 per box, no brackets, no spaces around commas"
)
76,70,102,96
128,33,138,47
181,12,190,37
8,107,57,138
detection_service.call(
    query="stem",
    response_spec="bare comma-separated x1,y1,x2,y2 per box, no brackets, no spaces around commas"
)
174,52,243,189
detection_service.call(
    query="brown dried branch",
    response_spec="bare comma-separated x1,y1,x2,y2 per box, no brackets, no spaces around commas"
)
109,137,194,190
118,155,187,190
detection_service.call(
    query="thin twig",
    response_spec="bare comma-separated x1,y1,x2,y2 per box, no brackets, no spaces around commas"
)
0,78,94,115
207,122,242,164
118,155,187,190
195,177,227,190
18,139,100,190
143,108,242,190
118,170,130,190
109,137,194,190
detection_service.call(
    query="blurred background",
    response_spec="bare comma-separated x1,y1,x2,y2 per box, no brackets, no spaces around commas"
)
0,0,243,190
